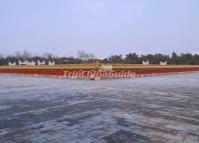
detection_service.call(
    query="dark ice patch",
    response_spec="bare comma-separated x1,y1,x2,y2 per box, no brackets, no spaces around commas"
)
103,130,151,143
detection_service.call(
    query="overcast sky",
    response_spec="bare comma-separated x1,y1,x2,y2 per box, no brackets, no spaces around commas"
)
0,0,199,57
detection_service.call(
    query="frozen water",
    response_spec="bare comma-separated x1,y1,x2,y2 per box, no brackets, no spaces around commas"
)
0,73,199,143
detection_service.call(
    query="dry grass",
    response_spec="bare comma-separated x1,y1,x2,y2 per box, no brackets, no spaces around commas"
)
111,64,199,70
0,64,98,70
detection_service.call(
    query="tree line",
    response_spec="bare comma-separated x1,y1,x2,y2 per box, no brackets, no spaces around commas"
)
0,50,199,65
104,52,199,65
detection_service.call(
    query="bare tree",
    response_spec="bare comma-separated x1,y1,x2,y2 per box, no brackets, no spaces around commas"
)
87,53,95,60
21,50,31,60
77,50,95,61
15,51,22,59
77,50,86,60
0,54,3,58
43,53,59,60
15,50,31,60
43,53,53,59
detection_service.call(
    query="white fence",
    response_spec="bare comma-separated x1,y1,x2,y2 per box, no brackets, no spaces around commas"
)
8,62,16,66
9,60,55,66
38,60,45,66
160,61,167,65
142,60,150,65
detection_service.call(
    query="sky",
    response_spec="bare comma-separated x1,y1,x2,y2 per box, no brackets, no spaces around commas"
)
0,0,199,58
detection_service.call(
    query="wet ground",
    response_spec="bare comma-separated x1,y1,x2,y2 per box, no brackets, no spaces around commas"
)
0,73,199,143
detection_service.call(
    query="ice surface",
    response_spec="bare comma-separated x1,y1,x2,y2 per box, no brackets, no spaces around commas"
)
0,73,199,143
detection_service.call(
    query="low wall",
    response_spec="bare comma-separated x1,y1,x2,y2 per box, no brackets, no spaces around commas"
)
0,67,199,79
